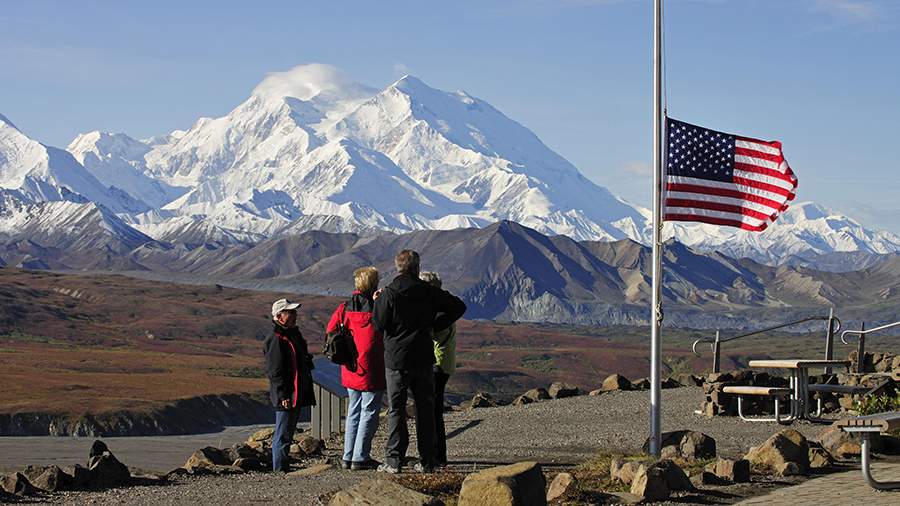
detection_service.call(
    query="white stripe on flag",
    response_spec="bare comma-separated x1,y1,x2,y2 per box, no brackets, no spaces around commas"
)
734,155,780,171
665,190,782,215
735,139,780,155
664,206,766,227
666,175,790,203
733,170,797,191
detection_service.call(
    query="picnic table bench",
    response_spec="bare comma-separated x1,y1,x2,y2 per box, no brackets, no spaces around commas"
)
746,359,851,423
722,386,793,423
835,412,900,490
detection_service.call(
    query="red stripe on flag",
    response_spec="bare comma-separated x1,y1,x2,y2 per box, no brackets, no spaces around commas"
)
734,162,797,185
665,199,775,222
734,147,783,163
665,213,768,231
665,183,786,211
731,176,795,198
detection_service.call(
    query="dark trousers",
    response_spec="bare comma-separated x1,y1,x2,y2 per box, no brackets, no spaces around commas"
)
433,369,450,465
385,367,435,468
272,406,301,472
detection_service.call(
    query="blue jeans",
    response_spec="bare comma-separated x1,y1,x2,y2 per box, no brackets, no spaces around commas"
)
273,407,301,472
343,389,384,462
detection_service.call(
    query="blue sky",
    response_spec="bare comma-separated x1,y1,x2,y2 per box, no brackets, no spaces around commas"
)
2,0,899,233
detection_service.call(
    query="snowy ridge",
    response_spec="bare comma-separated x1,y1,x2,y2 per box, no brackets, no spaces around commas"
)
668,202,900,265
0,63,898,265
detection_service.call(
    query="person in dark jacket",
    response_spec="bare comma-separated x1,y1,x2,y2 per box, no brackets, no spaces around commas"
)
420,271,457,468
264,298,316,473
325,266,386,471
372,250,466,473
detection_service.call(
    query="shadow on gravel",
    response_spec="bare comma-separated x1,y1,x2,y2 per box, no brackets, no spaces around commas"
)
446,419,482,440
668,488,739,504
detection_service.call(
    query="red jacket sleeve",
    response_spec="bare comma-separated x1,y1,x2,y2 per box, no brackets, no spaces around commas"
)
325,303,345,333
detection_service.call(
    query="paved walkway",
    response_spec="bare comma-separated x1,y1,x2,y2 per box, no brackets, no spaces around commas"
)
738,458,900,505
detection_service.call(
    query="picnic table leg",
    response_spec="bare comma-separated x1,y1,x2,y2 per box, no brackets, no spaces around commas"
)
860,432,900,490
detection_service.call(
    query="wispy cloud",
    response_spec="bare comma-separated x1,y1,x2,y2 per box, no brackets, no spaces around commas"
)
813,0,878,21
622,160,653,176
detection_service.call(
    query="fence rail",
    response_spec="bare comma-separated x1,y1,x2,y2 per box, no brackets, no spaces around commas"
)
691,309,841,373
841,320,900,373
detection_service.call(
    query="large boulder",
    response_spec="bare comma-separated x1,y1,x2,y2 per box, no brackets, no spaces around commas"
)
295,435,325,456
808,447,833,470
713,458,750,483
601,374,632,392
815,426,868,459
227,443,263,463
329,478,442,505
470,392,499,408
184,446,233,473
631,378,651,390
655,460,693,492
630,464,669,502
458,461,546,506
511,395,534,406
247,427,275,443
548,383,579,399
88,452,132,487
522,388,551,402
642,430,716,461
745,429,810,475
63,464,92,488
546,472,577,502
0,472,37,496
609,459,642,484
24,465,71,492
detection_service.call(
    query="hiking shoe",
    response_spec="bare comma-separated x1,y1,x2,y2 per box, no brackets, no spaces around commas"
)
377,463,400,474
351,458,381,471
340,460,351,470
413,462,435,474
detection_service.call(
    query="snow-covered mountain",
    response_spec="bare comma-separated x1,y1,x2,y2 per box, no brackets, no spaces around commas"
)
1,64,898,265
0,114,146,214
667,201,900,265
65,64,648,243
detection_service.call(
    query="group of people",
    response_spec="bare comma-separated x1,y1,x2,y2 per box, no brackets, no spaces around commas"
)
263,249,466,473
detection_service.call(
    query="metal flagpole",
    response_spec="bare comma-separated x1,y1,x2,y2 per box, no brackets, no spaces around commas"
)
649,0,664,457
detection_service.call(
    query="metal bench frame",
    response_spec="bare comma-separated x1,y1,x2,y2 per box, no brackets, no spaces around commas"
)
837,412,900,491
724,383,796,424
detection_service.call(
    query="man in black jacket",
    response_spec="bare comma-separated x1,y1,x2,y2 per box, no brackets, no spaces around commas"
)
372,250,467,473
264,298,316,472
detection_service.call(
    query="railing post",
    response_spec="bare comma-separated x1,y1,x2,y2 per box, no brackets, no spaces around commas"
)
856,322,867,373
825,308,836,375
713,330,721,374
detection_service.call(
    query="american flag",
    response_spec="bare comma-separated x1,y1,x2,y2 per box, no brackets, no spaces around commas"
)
664,117,797,231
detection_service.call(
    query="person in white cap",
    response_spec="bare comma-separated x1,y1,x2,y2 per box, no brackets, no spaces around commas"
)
264,298,316,472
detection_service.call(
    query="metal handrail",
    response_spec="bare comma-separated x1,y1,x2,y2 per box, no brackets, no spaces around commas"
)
692,314,841,355
691,311,842,373
841,320,900,344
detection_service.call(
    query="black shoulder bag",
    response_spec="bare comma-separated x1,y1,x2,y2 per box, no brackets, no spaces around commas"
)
323,301,357,366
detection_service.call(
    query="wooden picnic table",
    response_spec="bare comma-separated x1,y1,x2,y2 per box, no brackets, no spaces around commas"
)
748,359,850,422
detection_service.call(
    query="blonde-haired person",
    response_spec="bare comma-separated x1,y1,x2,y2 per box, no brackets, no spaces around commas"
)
420,271,456,468
325,266,385,471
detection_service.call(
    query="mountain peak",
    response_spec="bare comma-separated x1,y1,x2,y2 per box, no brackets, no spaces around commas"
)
0,112,18,131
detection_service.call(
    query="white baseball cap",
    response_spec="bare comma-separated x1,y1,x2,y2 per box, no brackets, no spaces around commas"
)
271,298,301,317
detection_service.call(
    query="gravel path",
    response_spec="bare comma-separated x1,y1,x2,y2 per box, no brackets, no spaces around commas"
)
34,386,833,504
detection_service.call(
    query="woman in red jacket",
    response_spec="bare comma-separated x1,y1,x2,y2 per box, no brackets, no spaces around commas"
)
326,266,386,471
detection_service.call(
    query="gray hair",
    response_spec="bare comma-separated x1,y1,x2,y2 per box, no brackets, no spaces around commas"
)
419,271,442,288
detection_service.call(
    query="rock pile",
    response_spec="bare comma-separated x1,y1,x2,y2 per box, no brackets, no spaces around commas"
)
848,350,900,374
0,439,138,498
176,427,324,475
